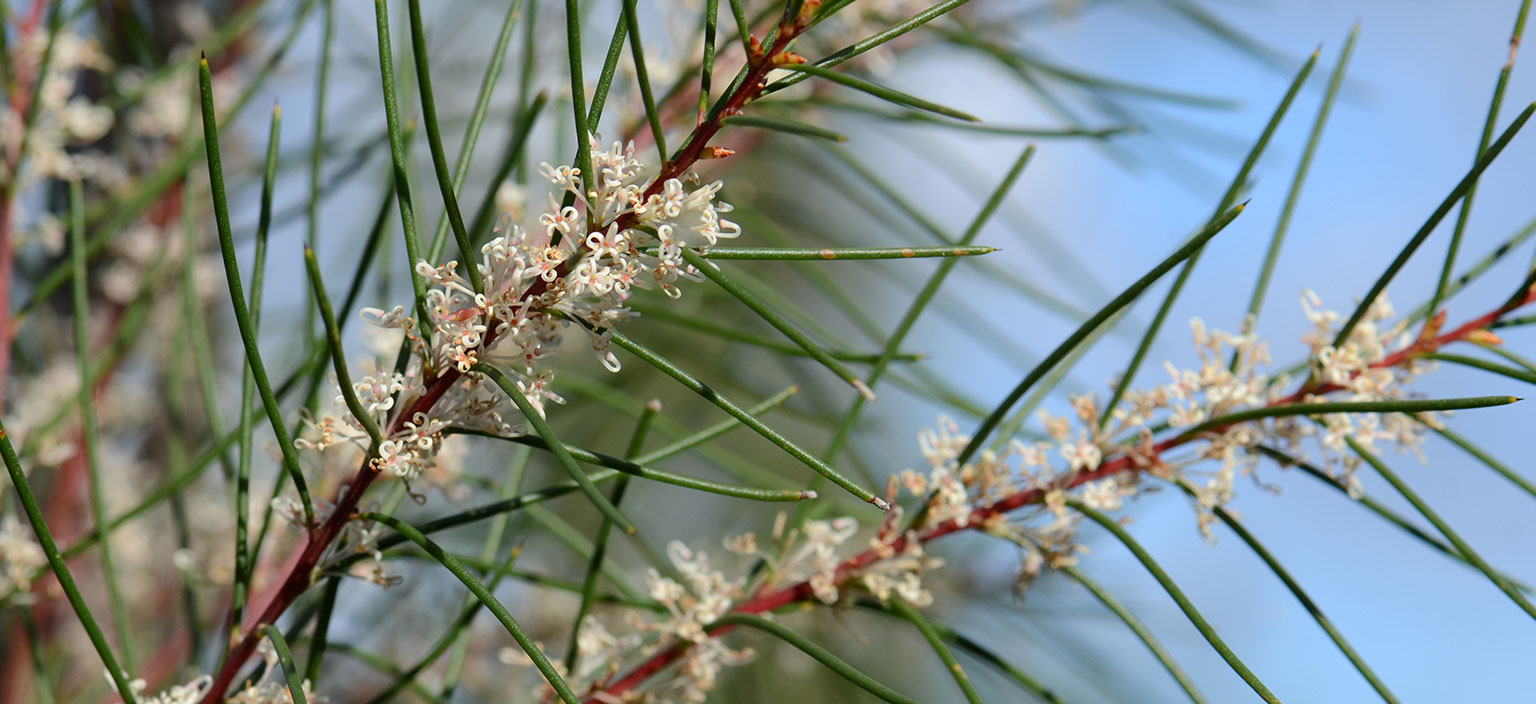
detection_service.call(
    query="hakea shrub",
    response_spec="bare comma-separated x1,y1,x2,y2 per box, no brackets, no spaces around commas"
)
3,0,1536,703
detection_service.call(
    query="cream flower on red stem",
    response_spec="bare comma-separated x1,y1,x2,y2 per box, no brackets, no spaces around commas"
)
296,138,739,486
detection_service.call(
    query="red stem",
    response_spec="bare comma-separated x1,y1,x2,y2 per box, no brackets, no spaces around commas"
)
584,295,1532,702
199,20,807,701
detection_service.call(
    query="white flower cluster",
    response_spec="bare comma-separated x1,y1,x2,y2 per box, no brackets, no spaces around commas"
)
2,32,115,186
125,638,326,704
301,138,738,483
0,516,46,601
624,542,756,703
1298,291,1432,478
893,292,1436,555
3,31,120,250
108,672,210,704
271,496,397,588
226,637,328,704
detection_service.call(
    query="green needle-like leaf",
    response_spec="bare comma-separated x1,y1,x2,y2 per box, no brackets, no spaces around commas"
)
809,100,1132,138
1430,0,1532,318
425,0,524,260
1057,562,1205,703
887,597,984,703
723,114,847,142
0,420,137,702
767,0,976,93
1244,26,1356,333
71,180,134,672
1070,500,1279,703
1257,445,1534,594
363,513,580,704
1176,395,1520,440
605,329,889,510
304,247,384,444
679,247,874,398
691,246,994,260
566,403,657,672
776,63,978,122
626,300,921,363
587,13,629,129
632,385,799,464
259,625,309,704
231,102,282,639
474,363,637,533
1100,50,1317,428
447,427,815,502
199,56,315,526
709,612,921,704
467,91,548,245
405,0,485,293
623,0,668,162
1421,352,1536,386
1334,101,1536,346
565,0,593,211
1171,480,1398,702
1425,422,1536,515
305,579,340,684
1346,437,1536,621
961,202,1246,464
374,0,433,325
363,544,525,704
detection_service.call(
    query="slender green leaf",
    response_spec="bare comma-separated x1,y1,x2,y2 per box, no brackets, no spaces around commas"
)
1172,480,1398,702
1100,50,1318,427
1059,562,1205,703
680,247,873,398
1346,437,1536,621
1071,500,1279,703
406,0,484,292
1334,101,1536,346
474,363,637,532
776,63,977,121
373,0,433,324
887,597,984,703
0,420,136,701
259,626,308,704
723,114,846,142
447,427,813,502
566,404,658,672
199,55,315,526
1177,396,1520,440
623,0,667,162
1428,423,1536,504
767,0,976,92
1421,352,1536,386
693,245,994,260
710,612,920,704
1244,27,1357,333
71,179,134,671
604,330,889,509
363,514,580,703
1431,0,1533,317
304,247,385,444
961,203,1246,464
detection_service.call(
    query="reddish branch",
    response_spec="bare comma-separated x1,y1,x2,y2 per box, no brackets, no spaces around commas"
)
198,12,814,702
582,289,1536,702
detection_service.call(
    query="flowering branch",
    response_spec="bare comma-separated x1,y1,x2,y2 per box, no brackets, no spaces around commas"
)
580,291,1535,702
198,6,846,700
